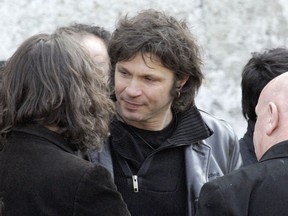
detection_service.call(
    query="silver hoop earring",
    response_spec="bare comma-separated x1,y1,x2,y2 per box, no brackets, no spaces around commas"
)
177,91,181,98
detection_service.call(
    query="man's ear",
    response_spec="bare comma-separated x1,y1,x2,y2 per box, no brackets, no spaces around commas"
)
177,75,189,89
266,102,279,136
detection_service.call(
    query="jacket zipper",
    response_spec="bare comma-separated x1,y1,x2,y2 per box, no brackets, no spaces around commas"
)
132,175,139,192
129,145,189,193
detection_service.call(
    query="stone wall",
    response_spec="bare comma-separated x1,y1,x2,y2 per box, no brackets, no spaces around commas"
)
1,0,288,137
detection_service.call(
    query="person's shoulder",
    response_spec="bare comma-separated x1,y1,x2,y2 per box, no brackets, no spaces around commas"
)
63,159,115,195
199,110,233,129
203,163,258,193
73,164,131,216
199,109,236,138
197,166,255,216
82,163,114,185
197,163,265,216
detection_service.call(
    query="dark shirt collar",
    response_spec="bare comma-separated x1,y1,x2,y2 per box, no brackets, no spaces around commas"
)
260,140,288,162
12,125,77,154
168,106,212,144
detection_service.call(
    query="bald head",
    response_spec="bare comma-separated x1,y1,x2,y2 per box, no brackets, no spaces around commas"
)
253,72,288,160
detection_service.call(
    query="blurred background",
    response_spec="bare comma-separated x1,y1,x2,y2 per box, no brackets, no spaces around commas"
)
1,0,288,138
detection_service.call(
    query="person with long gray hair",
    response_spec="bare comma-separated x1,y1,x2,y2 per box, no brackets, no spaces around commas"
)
0,31,130,216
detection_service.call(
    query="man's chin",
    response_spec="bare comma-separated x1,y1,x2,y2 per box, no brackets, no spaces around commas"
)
119,111,143,122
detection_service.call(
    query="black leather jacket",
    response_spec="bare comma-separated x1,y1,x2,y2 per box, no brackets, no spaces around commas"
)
89,109,242,216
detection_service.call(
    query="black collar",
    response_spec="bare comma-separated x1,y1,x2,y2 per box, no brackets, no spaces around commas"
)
12,125,77,153
260,140,288,162
110,106,212,147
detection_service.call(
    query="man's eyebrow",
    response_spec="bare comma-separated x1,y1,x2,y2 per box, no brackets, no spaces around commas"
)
116,64,129,71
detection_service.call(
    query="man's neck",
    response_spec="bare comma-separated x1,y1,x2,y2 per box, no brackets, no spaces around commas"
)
117,110,173,131
44,125,62,133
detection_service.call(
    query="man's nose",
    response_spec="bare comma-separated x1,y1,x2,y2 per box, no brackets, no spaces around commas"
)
125,80,142,97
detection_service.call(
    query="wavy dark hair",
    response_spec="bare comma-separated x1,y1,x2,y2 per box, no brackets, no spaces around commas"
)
108,9,203,112
241,47,288,121
0,31,115,150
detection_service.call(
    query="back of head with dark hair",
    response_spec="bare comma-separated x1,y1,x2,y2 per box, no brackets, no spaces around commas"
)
56,23,112,80
108,9,204,112
59,23,111,47
0,31,114,150
241,47,288,121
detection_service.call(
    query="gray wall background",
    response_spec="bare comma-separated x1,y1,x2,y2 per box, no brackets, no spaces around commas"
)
1,0,288,138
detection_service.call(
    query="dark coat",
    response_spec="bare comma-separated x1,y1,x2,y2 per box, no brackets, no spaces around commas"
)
196,140,288,216
239,119,257,166
0,126,130,216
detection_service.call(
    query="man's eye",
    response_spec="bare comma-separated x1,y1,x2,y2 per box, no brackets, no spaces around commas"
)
119,70,128,76
145,76,153,81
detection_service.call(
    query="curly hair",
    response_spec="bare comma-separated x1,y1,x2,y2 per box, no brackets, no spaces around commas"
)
108,9,203,112
0,31,114,151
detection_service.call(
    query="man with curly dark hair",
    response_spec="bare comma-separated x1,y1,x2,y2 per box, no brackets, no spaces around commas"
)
89,9,242,216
